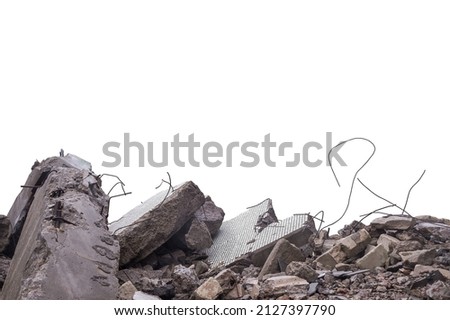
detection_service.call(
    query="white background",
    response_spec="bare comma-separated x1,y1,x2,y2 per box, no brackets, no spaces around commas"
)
1,1,449,233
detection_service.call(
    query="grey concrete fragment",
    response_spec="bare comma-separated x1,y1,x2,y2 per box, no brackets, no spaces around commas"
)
285,261,318,283
414,222,450,242
169,218,213,251
0,216,11,254
195,196,225,237
191,277,223,300
172,265,199,294
258,239,305,280
1,155,119,300
260,275,308,298
371,216,414,230
399,249,436,267
110,181,205,266
377,234,400,253
118,281,137,300
214,268,238,294
356,244,389,269
412,265,450,280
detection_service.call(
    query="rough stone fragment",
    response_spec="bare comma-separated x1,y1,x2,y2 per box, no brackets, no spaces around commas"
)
140,277,175,299
214,268,238,293
414,222,450,242
356,244,389,269
412,265,450,280
243,277,260,299
396,240,423,252
371,216,415,230
0,216,11,254
194,261,209,275
258,239,305,279
1,155,119,300
191,277,223,300
109,181,205,266
194,196,225,237
118,281,137,300
285,261,318,283
339,229,371,258
172,265,199,294
377,234,400,253
225,283,244,300
260,275,308,298
399,249,436,267
169,218,213,251
426,281,450,300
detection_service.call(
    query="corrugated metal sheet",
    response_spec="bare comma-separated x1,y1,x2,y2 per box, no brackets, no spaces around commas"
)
204,199,309,268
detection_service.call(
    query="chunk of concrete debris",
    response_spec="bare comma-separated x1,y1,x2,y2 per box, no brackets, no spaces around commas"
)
169,218,213,251
399,249,436,268
224,283,244,300
243,277,260,299
396,240,423,252
140,277,175,299
426,281,450,300
191,277,223,300
194,196,225,237
0,216,11,254
260,275,309,298
118,281,138,300
371,215,415,230
412,265,450,280
214,268,238,294
414,222,450,242
172,265,199,294
0,256,11,290
109,181,205,266
285,261,318,283
1,155,120,300
204,199,314,268
258,239,305,280
377,234,400,253
356,244,389,269
315,229,371,269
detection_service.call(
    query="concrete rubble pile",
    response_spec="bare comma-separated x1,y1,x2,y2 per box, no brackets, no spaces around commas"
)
1,154,450,300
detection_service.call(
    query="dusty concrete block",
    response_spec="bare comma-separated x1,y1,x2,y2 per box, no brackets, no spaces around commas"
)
285,261,318,283
377,234,400,253
339,229,371,258
371,216,414,230
356,244,389,269
214,268,238,293
118,281,138,300
1,155,119,300
399,249,436,267
412,265,450,280
224,283,244,300
414,222,450,242
261,275,308,298
170,218,212,251
110,181,205,266
172,265,199,294
195,196,225,237
191,277,223,300
258,239,305,280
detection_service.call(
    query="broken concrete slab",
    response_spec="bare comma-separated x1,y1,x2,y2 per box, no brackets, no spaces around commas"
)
204,199,313,268
191,277,223,300
371,215,415,230
399,249,436,268
356,244,389,269
195,196,225,237
224,283,244,300
260,275,308,298
214,268,238,294
243,277,260,299
258,239,305,280
109,181,205,266
396,240,423,252
1,155,120,300
285,261,318,283
377,234,400,253
0,216,11,254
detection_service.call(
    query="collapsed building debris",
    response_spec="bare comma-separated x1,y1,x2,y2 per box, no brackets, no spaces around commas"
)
203,199,315,268
1,153,450,300
1,155,120,299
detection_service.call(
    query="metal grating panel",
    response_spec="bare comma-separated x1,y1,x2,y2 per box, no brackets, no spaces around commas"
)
204,199,308,268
